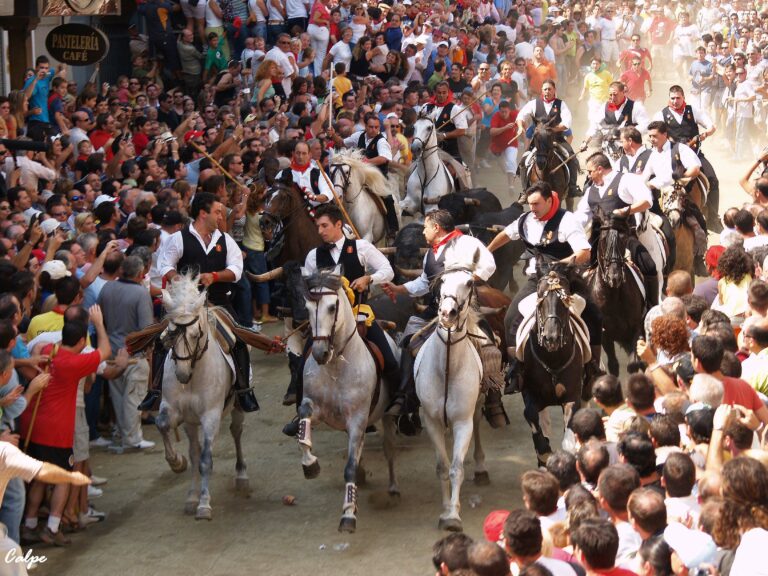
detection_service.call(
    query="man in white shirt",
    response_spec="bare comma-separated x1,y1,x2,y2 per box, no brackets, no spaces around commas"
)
728,67,757,159
643,120,708,276
597,464,644,569
422,82,468,164
618,126,653,174
585,81,650,141
4,150,56,193
595,6,620,67
285,0,309,32
273,141,334,207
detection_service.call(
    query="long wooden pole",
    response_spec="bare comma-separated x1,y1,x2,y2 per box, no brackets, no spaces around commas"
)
435,89,489,132
190,141,247,191
315,161,361,240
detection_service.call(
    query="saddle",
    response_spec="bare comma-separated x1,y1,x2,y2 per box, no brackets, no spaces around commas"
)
515,293,591,364
366,190,387,217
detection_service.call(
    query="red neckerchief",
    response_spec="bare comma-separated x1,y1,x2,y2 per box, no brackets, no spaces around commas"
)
607,97,626,112
538,192,560,221
291,160,311,172
671,99,687,114
432,229,463,254
429,91,454,106
542,96,556,104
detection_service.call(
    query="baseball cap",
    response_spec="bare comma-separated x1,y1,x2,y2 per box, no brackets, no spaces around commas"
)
483,510,510,543
41,260,71,280
437,41,449,48
40,218,61,237
385,112,399,120
184,130,204,143
664,523,717,570
674,356,696,385
94,194,118,209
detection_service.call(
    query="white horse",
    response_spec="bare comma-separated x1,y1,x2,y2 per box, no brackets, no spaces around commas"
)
415,254,488,532
155,274,249,520
329,148,400,244
297,266,400,533
403,116,456,215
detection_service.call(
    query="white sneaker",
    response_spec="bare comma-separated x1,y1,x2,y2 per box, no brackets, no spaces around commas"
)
250,322,262,333
133,440,155,450
89,437,111,448
90,475,107,486
87,485,103,499
79,506,106,526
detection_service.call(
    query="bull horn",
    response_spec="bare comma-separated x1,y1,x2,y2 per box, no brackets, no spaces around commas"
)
464,198,481,206
376,319,397,331
415,303,428,313
246,267,284,282
479,306,504,316
396,266,422,279
422,197,441,205
379,247,397,255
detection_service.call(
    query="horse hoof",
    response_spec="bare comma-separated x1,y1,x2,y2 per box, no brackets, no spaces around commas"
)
356,466,367,486
338,517,357,533
195,506,213,521
235,477,250,493
303,460,321,479
169,455,188,474
438,517,463,532
184,501,197,515
474,471,491,486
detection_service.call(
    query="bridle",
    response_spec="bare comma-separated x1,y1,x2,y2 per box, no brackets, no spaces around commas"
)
307,288,356,358
412,118,449,203
329,162,362,204
261,182,311,235
167,315,209,370
535,273,572,349
597,221,627,286
436,270,474,336
661,183,686,225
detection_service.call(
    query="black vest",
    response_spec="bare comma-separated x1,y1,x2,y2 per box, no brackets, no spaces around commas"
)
587,172,629,216
177,225,231,306
428,102,460,159
604,99,636,126
518,209,573,261
619,148,652,174
314,238,366,282
661,105,700,149
357,132,388,177
669,142,685,179
534,98,563,126
278,167,321,196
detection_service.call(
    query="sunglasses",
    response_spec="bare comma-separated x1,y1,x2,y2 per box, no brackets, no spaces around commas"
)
70,195,82,202
51,211,67,217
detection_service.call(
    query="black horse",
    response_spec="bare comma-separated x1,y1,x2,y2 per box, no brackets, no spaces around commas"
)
520,260,586,465
521,119,571,208
585,209,646,376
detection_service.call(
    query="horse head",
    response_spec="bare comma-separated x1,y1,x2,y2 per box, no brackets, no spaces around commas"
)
600,127,623,163
531,121,555,171
534,262,572,352
660,184,686,229
162,274,210,384
260,180,301,240
596,207,630,288
302,265,353,365
410,116,436,159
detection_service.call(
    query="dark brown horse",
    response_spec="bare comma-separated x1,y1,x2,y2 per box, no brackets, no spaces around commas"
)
520,261,585,465
260,181,323,266
521,120,571,208
585,210,645,376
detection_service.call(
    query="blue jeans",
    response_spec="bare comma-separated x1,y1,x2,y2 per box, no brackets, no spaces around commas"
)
245,248,270,306
225,22,247,61
248,22,267,43
267,23,286,48
0,477,24,544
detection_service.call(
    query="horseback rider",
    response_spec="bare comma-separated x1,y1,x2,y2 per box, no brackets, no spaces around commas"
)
584,81,650,143
282,204,400,437
642,120,709,277
487,181,601,391
422,81,468,164
275,141,334,208
653,85,722,233
149,192,260,412
574,152,660,309
327,112,400,238
618,126,653,174
516,79,581,199
381,209,507,430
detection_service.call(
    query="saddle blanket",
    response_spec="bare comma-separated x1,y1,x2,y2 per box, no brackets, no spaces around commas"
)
515,292,592,364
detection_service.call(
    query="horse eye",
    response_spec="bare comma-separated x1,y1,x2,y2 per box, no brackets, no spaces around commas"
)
328,304,336,312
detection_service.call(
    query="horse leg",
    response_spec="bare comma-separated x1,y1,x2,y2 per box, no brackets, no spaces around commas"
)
605,337,620,376
444,417,474,532
522,390,553,465
230,408,249,493
183,422,201,515
156,403,186,474
339,418,367,533
195,416,220,521
472,399,489,486
421,412,453,529
297,399,320,479
382,415,399,496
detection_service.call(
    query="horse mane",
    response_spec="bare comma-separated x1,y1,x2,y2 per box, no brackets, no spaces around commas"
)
164,273,210,318
332,148,390,197
303,268,343,294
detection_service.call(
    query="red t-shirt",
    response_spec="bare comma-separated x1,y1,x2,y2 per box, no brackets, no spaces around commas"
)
648,17,675,45
619,47,652,70
599,568,638,576
20,347,101,448
133,132,149,156
620,68,651,101
89,129,115,160
722,376,764,412
489,109,519,155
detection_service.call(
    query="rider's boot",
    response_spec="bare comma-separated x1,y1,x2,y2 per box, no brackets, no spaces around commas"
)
483,389,510,428
567,156,582,198
383,195,399,241
643,273,660,310
504,347,523,395
137,339,166,412
385,348,416,418
232,340,260,413
583,345,604,401
282,352,302,406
